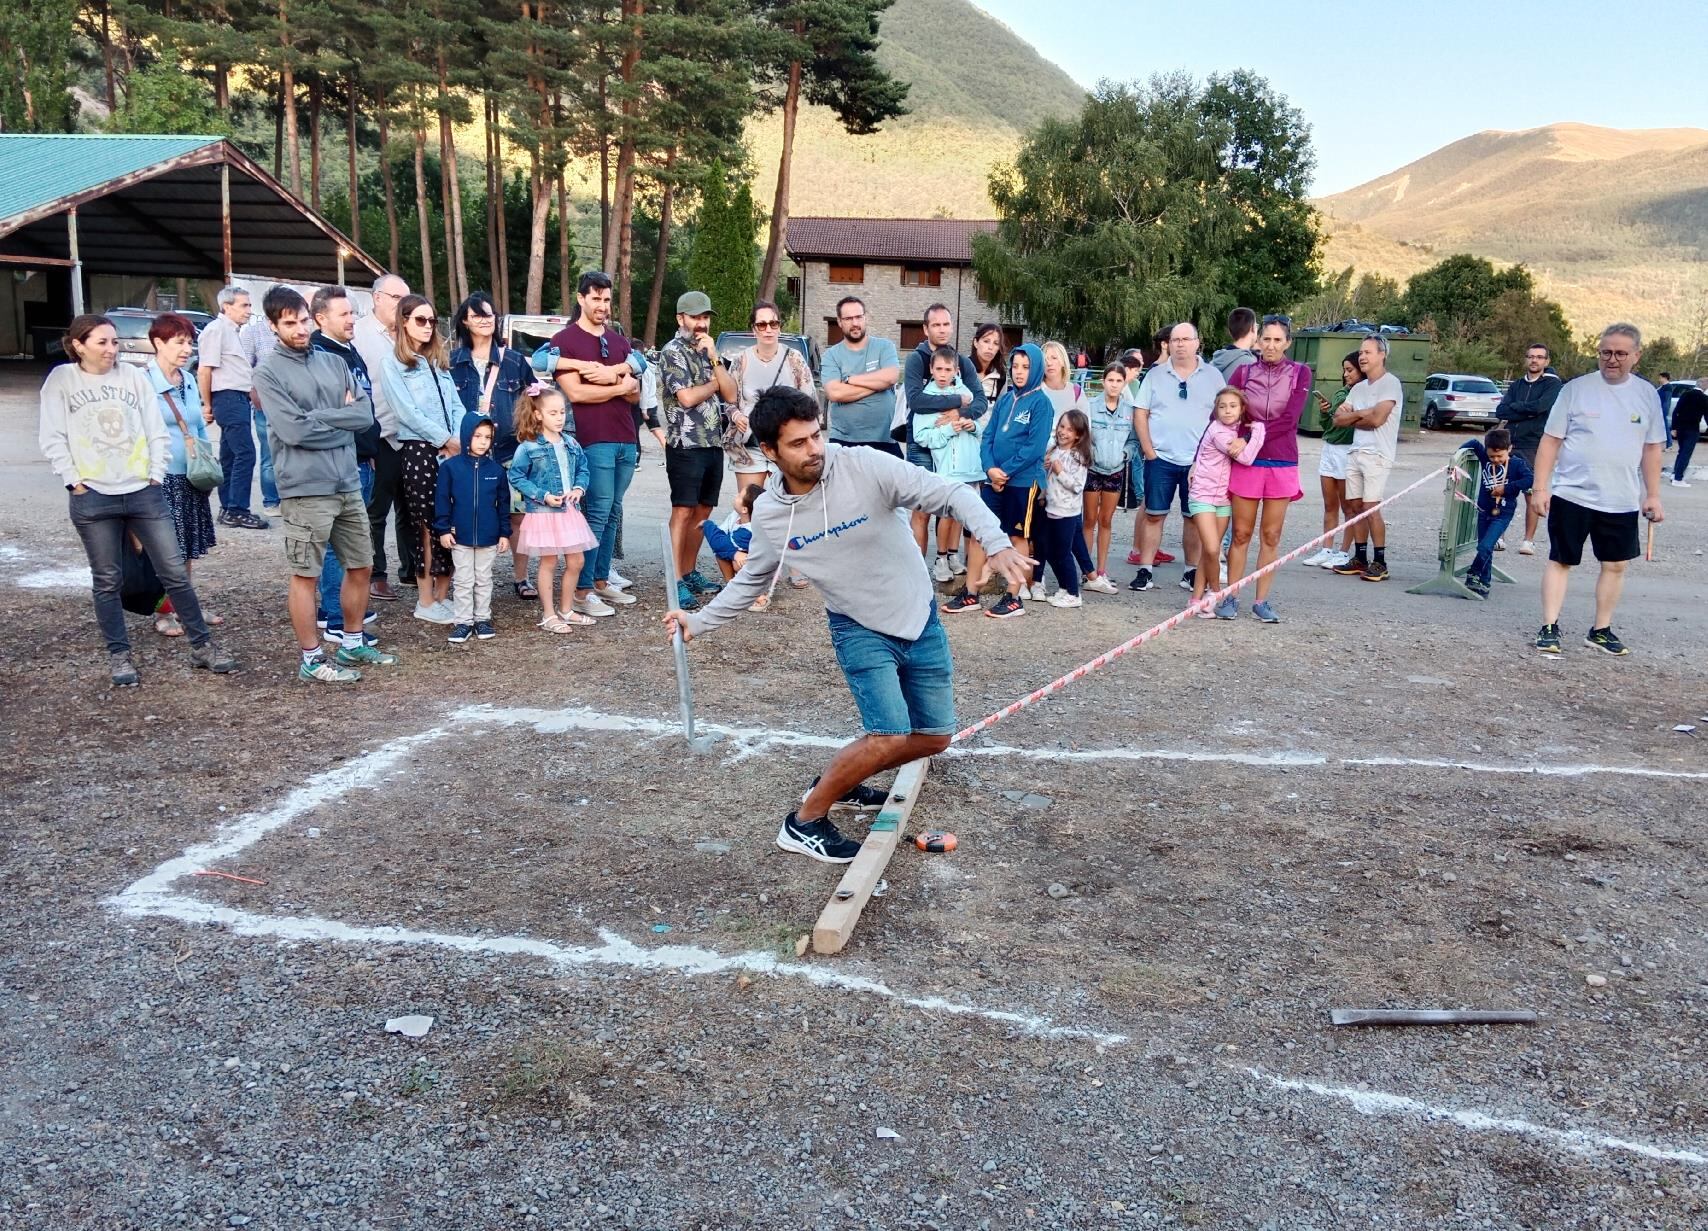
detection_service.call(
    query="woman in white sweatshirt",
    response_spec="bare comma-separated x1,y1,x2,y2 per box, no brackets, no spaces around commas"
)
39,315,235,686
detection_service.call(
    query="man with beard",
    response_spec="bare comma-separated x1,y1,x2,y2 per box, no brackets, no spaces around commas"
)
1495,341,1562,554
658,290,739,610
822,296,901,455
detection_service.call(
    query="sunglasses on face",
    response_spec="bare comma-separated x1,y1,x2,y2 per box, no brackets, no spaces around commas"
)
410,314,436,326
753,319,781,330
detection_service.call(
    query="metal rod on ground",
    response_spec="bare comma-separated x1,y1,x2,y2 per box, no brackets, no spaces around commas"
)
661,522,696,746
1331,1008,1538,1028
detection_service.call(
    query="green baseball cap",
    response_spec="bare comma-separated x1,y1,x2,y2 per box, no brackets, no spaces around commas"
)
676,290,714,315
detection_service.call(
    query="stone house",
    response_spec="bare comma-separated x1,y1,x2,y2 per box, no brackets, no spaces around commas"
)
785,217,1027,355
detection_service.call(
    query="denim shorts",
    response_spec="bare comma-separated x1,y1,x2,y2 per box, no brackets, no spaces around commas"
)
1143,457,1192,516
826,605,955,736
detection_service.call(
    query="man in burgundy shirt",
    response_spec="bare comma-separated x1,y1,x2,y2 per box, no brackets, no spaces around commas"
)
550,272,642,618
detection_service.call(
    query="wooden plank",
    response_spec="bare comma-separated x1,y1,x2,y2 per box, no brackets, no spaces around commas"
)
812,758,930,955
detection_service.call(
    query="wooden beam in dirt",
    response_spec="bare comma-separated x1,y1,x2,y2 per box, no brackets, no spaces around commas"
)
812,758,929,956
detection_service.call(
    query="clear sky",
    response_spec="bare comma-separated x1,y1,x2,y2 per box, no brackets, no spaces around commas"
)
972,0,1708,194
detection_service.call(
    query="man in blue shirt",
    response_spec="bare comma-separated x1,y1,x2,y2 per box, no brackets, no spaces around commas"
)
1128,322,1224,592
821,296,901,455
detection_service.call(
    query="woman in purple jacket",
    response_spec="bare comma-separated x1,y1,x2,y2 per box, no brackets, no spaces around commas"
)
1224,316,1313,623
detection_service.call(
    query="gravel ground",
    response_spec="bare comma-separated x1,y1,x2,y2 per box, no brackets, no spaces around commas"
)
3,362,1706,1229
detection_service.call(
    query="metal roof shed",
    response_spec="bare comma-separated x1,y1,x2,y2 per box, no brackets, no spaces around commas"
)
0,134,383,315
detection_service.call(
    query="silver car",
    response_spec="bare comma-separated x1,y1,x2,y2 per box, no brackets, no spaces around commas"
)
1422,373,1502,430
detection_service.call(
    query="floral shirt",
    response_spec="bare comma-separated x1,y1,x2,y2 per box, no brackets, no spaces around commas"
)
659,330,727,450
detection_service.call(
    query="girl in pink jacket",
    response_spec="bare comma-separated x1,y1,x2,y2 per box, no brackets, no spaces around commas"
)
1187,388,1264,614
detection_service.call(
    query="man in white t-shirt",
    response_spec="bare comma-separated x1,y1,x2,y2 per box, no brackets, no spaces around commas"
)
1530,323,1666,656
1330,334,1403,582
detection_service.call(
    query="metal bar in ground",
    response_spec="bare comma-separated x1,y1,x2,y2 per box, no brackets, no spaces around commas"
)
661,523,695,744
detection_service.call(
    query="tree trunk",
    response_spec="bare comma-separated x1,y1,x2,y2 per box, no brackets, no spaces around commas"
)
524,149,549,315
273,79,284,180
346,77,360,248
642,149,677,347
438,49,469,306
279,3,302,198
557,168,570,314
309,77,323,211
437,111,458,306
758,54,802,302
493,109,510,311
101,3,117,112
602,0,643,279
378,105,399,271
598,61,610,265
412,111,436,305
485,95,501,302
215,65,229,112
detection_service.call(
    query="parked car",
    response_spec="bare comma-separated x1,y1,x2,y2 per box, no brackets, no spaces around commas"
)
1421,373,1502,429
107,307,200,372
714,329,820,376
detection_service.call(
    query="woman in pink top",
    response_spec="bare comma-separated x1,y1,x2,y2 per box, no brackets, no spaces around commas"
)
1187,388,1264,613
1226,316,1313,622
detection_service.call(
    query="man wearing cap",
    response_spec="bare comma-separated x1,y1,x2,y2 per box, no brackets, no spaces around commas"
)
659,290,739,609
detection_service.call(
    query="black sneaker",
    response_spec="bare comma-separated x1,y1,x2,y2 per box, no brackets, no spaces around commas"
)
809,775,888,812
1534,623,1562,654
1178,567,1196,591
775,812,861,864
1333,556,1367,576
1361,559,1390,582
221,509,269,530
109,652,140,687
1128,567,1154,592
474,620,497,640
1466,576,1490,598
940,590,981,614
446,623,473,644
1584,627,1629,656
985,593,1025,619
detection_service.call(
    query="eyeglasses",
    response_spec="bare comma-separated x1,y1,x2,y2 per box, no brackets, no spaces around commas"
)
753,320,781,330
1597,349,1633,360
409,314,436,326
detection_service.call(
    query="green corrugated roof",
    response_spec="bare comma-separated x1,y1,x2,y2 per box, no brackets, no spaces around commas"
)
0,134,223,224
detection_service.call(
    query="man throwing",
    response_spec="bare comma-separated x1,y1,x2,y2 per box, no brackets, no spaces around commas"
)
664,387,1032,864
1531,323,1666,656
1494,341,1561,553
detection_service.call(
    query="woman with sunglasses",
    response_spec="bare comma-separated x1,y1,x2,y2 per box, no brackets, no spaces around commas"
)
728,300,814,486
380,294,462,623
1223,315,1313,623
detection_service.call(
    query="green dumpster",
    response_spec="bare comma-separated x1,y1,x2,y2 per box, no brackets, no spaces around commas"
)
1291,331,1432,434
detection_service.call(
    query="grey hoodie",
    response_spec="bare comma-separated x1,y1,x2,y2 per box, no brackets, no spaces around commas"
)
255,341,374,499
1210,346,1256,377
684,444,1010,642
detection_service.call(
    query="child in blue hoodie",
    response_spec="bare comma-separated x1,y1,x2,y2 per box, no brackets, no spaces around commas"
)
435,414,513,643
1461,426,1533,598
942,342,1052,619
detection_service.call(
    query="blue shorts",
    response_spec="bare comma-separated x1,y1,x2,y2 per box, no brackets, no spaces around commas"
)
981,482,1041,538
1143,457,1192,516
826,606,955,736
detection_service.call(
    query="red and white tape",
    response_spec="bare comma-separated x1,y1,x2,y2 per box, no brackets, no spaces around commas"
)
950,462,1452,744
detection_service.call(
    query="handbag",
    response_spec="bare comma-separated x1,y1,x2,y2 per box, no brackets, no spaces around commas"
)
162,388,223,493
120,531,165,616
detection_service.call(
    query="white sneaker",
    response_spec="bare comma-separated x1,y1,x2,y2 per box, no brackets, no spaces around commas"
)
1319,550,1350,570
596,585,637,605
1082,574,1119,595
932,555,953,583
413,602,454,625
575,593,616,617
1028,582,1048,601
950,554,968,575
1495,537,1507,551
1518,540,1536,556
1301,548,1331,567
1048,591,1083,608
605,567,633,591
1670,478,1691,488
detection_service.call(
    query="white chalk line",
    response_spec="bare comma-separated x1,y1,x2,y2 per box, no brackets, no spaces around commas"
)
1248,1068,1708,1168
106,704,1123,1047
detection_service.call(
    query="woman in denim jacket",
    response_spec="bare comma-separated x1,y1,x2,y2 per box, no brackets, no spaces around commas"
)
380,294,463,621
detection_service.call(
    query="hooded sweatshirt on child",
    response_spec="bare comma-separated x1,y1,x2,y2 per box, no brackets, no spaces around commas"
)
434,412,513,547
978,342,1054,490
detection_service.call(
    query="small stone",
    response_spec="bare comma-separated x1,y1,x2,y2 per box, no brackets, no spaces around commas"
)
1046,883,1070,900
305,827,321,839
1585,974,1607,988
982,1160,998,1173
1441,872,1457,883
693,841,731,855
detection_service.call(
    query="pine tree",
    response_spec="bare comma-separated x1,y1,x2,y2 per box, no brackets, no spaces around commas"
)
1,0,80,131
687,160,757,328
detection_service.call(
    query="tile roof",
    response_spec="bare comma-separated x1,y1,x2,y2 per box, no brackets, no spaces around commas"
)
785,216,998,266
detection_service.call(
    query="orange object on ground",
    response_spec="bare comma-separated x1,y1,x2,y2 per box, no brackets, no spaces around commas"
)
914,831,957,853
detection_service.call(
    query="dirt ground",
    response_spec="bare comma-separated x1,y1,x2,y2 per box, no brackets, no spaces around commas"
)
3,360,1705,1229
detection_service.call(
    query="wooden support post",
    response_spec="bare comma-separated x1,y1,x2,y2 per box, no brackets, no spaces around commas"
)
220,162,234,283
67,208,85,316
812,758,929,955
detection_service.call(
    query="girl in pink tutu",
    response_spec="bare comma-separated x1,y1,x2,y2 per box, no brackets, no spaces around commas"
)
507,384,600,631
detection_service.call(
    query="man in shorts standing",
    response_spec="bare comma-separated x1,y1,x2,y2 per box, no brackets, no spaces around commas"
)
1332,335,1403,582
664,387,1032,863
254,287,397,683
1531,323,1666,656
1128,322,1223,591
659,290,737,610
1494,341,1561,553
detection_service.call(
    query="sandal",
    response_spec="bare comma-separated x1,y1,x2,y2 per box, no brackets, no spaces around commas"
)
749,595,770,612
204,611,225,626
560,610,596,626
514,579,539,600
154,613,183,637
538,615,573,633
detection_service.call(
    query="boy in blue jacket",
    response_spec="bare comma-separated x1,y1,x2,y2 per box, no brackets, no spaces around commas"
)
1463,426,1533,598
435,413,513,642
955,342,1053,619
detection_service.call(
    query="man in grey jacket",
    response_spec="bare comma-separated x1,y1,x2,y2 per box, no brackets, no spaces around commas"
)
664,386,1033,863
255,286,396,684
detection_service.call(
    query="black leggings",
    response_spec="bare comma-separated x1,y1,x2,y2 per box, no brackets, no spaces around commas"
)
1034,509,1093,583
1036,513,1083,596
